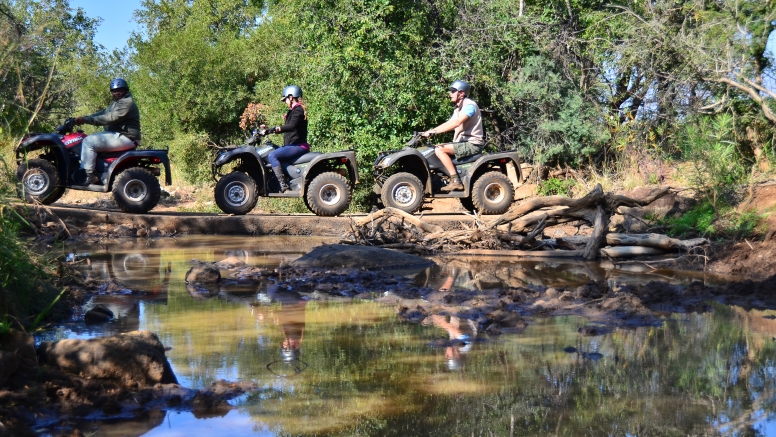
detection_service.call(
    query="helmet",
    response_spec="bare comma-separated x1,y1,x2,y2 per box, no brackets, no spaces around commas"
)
280,85,302,101
449,80,470,96
110,78,129,91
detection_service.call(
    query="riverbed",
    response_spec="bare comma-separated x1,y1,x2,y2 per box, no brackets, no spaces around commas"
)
36,236,776,436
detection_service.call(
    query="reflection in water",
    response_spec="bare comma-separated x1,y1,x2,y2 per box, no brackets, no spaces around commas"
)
258,286,309,377
46,236,776,436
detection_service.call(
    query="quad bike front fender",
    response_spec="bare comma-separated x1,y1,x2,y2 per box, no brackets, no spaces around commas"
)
373,148,432,193
15,135,72,187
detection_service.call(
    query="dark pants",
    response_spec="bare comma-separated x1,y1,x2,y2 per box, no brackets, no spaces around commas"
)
268,145,308,168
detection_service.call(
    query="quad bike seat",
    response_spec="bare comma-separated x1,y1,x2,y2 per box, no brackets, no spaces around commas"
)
291,152,322,165
452,154,482,165
98,147,137,159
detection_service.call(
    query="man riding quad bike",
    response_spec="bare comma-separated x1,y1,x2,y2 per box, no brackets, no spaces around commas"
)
372,132,521,214
211,129,358,216
373,79,521,215
15,78,171,214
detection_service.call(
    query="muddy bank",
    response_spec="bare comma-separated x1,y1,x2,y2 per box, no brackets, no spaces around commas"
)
0,330,259,437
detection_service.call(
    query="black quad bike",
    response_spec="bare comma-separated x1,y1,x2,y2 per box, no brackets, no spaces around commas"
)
373,133,522,214
211,130,358,216
15,118,171,213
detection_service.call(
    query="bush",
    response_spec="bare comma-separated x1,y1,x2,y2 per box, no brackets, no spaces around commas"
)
661,201,764,238
167,133,214,184
537,178,576,197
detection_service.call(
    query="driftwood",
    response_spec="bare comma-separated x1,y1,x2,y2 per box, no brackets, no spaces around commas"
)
354,207,443,234
453,249,585,258
345,183,699,260
600,246,667,258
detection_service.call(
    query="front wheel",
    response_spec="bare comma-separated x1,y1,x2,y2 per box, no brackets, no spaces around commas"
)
112,167,162,213
214,172,258,215
471,171,514,215
380,172,424,213
16,159,65,204
306,172,351,216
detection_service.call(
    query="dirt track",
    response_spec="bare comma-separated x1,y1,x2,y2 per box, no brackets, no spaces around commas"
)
14,203,475,237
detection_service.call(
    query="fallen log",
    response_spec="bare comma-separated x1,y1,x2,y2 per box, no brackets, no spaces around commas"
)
452,249,585,258
605,234,708,251
544,234,709,252
600,246,667,258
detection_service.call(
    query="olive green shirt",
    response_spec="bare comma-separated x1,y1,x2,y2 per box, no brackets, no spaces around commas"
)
84,91,141,141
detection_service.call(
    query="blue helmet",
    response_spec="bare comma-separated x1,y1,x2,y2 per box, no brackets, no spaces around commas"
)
280,85,302,101
449,80,471,96
110,78,129,91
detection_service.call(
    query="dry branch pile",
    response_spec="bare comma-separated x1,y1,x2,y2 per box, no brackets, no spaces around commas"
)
344,184,708,260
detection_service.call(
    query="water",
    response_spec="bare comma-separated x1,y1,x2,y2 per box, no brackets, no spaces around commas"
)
42,236,776,436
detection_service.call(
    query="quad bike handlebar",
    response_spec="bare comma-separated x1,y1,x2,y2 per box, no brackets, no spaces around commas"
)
54,118,77,135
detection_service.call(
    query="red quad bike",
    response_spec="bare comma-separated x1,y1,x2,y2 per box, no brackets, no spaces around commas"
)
15,118,171,213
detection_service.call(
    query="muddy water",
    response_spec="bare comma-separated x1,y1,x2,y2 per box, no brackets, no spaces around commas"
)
43,236,776,436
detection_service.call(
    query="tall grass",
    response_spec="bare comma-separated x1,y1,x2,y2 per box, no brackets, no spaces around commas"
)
0,151,63,329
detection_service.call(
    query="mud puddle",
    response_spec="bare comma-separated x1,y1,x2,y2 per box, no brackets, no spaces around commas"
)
33,236,776,436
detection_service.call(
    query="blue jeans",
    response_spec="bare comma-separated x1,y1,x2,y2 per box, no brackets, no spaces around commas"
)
80,131,136,173
267,145,308,168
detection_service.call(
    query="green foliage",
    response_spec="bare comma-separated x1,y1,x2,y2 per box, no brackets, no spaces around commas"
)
662,202,717,237
681,114,746,212
0,153,61,326
0,0,105,135
538,177,576,197
661,200,764,238
167,133,213,184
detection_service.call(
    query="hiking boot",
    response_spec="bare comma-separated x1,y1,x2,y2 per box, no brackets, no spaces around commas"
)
441,177,463,192
83,172,100,186
272,166,291,193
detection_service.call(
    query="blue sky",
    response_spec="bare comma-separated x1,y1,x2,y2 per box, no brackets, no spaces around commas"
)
70,0,142,52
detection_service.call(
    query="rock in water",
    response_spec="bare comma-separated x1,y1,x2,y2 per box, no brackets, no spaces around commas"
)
84,304,115,323
37,330,178,387
291,244,435,270
186,264,221,284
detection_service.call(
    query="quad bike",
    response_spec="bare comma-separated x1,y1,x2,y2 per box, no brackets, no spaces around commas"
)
211,130,358,216
373,133,521,214
15,118,171,213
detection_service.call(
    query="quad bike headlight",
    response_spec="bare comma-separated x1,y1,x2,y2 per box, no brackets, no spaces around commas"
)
214,151,229,167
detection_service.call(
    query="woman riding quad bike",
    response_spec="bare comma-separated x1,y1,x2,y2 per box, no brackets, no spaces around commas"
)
212,85,357,216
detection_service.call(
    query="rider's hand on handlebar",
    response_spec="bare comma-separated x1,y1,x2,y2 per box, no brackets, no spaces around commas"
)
74,117,86,125
420,130,437,138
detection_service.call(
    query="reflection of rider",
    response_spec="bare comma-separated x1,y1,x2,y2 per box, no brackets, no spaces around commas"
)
74,78,141,186
265,286,307,363
427,314,478,371
427,269,478,371
420,80,484,192
263,85,309,193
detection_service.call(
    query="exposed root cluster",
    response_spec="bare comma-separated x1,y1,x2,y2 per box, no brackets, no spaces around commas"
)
344,184,709,260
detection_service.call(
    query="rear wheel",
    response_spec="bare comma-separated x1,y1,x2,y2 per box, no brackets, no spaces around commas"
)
306,172,351,216
112,167,162,213
214,172,258,215
380,172,424,213
16,159,64,204
471,171,514,215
